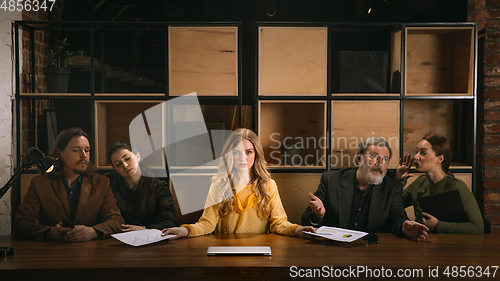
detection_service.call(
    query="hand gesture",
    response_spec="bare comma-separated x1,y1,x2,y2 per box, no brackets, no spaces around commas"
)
422,212,438,232
402,220,429,241
48,222,72,241
122,224,146,232
308,193,325,219
161,227,189,240
294,226,317,240
396,154,414,182
64,225,98,242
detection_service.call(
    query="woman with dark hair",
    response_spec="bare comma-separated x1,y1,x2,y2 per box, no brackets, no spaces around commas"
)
161,128,316,239
105,141,178,231
396,134,483,234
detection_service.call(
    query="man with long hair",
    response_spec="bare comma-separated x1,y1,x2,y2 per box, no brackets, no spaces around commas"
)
13,127,124,241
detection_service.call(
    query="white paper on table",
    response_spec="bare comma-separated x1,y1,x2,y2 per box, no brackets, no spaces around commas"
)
111,229,176,246
303,226,368,243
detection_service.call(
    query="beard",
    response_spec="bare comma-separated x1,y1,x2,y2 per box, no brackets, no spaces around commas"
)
358,161,386,185
73,168,87,175
72,160,89,175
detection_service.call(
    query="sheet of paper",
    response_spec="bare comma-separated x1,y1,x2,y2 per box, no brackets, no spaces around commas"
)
111,229,176,246
304,226,368,243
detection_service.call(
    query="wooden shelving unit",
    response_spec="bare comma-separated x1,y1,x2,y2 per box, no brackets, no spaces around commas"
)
256,22,477,203
14,22,244,221
14,21,477,224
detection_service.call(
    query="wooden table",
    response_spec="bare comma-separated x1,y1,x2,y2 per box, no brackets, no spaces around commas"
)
0,233,498,280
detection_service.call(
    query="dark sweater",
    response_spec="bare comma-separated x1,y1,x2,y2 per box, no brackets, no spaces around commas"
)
105,172,178,229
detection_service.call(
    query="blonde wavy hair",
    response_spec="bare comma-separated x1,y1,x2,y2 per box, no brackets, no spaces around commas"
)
212,128,271,218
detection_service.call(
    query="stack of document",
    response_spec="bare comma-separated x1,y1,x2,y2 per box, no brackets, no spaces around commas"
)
303,226,368,242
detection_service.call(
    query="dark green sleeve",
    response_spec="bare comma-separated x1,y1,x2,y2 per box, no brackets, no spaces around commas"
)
435,181,484,234
401,182,414,209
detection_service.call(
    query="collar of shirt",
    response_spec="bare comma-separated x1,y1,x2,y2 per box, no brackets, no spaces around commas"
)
63,175,83,202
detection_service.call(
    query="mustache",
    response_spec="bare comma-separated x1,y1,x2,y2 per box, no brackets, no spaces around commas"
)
77,160,89,164
370,166,382,173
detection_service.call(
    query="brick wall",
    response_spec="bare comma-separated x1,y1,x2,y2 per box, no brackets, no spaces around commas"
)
20,1,65,156
468,0,500,233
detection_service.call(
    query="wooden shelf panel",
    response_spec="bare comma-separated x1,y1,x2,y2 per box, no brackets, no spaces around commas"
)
259,27,327,96
95,100,164,169
259,101,327,168
331,100,400,169
405,27,474,96
272,173,322,224
403,99,454,156
20,93,91,97
331,93,401,97
169,26,238,96
94,93,165,97
403,99,473,167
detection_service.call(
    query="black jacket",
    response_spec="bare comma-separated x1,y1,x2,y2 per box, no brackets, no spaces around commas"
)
301,168,408,236
105,172,178,229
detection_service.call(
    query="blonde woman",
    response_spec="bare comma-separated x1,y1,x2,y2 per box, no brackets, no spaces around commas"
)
162,128,315,239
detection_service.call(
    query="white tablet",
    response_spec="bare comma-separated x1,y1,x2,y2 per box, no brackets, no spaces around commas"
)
207,246,272,256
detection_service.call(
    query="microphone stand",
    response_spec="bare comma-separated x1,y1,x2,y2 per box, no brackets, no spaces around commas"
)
1,148,58,257
0,159,33,257
0,160,33,200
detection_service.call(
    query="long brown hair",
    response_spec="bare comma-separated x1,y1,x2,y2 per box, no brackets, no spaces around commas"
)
422,133,453,176
49,127,97,180
214,128,271,218
107,140,158,218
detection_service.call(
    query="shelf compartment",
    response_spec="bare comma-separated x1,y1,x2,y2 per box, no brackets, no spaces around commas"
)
169,26,238,96
331,100,400,169
272,173,322,224
94,27,165,94
168,104,252,168
259,26,327,96
331,26,402,96
95,100,164,169
405,27,474,96
21,28,94,95
258,101,326,169
403,99,473,169
19,98,93,156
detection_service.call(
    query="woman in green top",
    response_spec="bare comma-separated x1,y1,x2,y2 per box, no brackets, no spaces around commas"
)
396,134,483,234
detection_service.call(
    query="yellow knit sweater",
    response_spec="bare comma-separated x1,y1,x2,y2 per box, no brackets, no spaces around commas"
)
182,179,299,237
